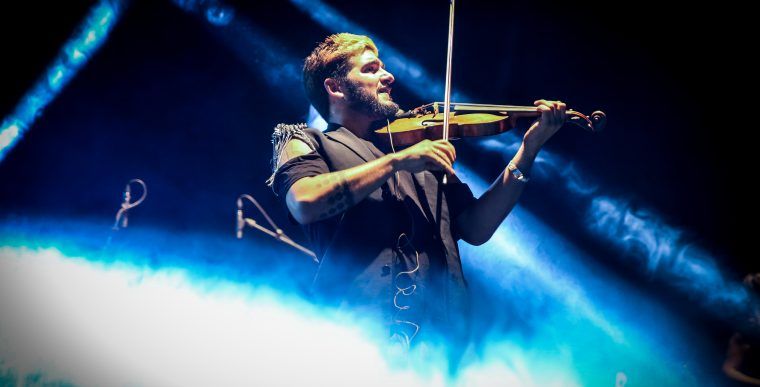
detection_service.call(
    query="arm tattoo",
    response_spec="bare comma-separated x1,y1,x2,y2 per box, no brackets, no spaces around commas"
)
316,172,354,220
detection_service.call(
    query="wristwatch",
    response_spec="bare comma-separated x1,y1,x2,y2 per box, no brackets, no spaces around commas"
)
508,161,530,183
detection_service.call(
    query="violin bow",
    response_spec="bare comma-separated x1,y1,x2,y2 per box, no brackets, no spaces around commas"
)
442,0,456,184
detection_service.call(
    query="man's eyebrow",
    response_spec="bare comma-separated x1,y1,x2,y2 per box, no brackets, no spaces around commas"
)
363,59,385,69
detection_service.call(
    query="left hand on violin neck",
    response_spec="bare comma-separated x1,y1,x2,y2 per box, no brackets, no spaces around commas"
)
523,99,567,153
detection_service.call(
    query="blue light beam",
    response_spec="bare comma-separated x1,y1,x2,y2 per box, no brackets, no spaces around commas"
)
588,196,749,313
0,0,126,163
477,135,750,317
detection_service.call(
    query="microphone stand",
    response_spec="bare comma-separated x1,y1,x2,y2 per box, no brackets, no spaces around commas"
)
236,194,318,263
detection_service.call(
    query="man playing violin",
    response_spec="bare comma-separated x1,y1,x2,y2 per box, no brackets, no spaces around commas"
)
268,33,565,349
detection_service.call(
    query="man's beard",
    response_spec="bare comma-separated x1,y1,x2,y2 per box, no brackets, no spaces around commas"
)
343,80,400,119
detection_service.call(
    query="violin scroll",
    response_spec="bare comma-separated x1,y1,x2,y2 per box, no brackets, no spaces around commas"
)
567,109,607,133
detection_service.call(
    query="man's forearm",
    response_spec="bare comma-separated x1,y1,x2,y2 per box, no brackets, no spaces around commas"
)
456,142,537,245
723,364,760,385
286,154,399,224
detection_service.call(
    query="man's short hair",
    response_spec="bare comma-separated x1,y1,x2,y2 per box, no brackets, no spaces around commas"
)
303,33,378,120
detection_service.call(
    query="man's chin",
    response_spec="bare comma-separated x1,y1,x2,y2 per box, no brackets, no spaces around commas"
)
379,101,400,117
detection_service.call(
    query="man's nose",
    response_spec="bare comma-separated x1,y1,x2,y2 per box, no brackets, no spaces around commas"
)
380,69,395,84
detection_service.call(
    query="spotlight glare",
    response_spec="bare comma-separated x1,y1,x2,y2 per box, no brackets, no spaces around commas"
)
0,122,21,149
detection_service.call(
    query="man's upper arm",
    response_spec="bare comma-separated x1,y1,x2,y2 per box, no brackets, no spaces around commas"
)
277,138,315,168
275,139,321,224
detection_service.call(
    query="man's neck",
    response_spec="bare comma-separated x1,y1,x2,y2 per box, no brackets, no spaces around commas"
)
329,110,377,140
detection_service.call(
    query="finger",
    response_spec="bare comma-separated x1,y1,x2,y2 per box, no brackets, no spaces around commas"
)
549,101,560,122
433,148,455,169
557,100,567,115
430,148,452,169
550,101,562,123
423,157,451,175
427,162,457,176
444,163,456,177
435,154,457,176
447,140,457,161
428,140,454,166
427,150,456,176
434,140,456,164
537,104,552,121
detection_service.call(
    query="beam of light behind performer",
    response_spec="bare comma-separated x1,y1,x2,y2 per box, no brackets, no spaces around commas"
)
0,0,126,163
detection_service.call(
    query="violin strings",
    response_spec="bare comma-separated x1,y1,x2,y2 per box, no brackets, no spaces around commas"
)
429,102,539,113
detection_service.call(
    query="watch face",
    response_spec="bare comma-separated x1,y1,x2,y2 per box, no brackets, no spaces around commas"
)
508,162,529,182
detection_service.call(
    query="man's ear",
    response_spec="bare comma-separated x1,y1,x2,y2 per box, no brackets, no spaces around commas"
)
324,78,343,99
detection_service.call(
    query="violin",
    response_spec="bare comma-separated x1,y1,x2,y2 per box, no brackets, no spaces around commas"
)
373,102,607,148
